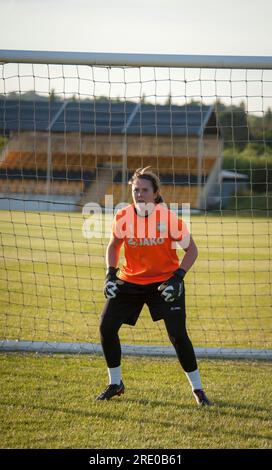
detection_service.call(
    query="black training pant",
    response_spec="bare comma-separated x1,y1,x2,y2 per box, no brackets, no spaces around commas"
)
99,281,197,373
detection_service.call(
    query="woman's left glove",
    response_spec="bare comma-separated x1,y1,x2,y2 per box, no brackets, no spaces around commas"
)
158,268,186,302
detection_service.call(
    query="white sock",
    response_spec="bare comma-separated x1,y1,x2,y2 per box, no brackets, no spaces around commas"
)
108,366,121,385
185,369,203,391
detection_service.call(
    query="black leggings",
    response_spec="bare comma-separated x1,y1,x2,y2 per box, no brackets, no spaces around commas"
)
99,300,197,373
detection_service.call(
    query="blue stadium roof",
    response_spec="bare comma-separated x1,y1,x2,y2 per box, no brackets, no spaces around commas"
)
0,99,218,137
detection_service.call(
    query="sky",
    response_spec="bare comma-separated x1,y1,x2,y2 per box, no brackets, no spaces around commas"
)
0,0,272,55
0,0,272,113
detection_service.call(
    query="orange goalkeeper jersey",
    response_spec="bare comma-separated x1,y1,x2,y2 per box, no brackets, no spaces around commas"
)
111,203,189,285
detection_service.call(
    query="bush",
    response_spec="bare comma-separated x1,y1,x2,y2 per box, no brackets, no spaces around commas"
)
226,191,272,215
0,136,8,151
223,144,272,193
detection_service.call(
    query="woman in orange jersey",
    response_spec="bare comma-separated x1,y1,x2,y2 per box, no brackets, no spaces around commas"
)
96,167,211,406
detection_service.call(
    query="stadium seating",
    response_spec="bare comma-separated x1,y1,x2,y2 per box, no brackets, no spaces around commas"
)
0,146,204,207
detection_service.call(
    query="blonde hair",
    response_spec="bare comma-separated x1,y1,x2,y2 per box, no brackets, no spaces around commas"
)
128,166,164,203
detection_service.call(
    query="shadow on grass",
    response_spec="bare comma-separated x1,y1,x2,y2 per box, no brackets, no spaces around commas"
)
1,397,271,446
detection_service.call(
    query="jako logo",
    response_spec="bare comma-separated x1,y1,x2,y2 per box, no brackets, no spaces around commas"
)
127,237,165,246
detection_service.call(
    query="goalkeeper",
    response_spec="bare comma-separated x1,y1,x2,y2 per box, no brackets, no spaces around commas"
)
96,167,211,406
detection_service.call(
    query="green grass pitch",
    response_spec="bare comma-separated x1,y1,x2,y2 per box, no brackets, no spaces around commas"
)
0,210,271,449
0,353,271,449
0,210,271,349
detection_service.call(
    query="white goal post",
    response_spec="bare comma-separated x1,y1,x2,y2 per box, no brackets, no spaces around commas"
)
0,49,271,360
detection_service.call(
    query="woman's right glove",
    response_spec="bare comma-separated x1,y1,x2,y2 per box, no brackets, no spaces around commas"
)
104,267,124,299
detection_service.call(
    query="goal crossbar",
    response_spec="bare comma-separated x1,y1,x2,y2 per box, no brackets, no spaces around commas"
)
0,49,272,69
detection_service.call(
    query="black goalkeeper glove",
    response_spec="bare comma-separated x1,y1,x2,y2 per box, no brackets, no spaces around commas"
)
104,267,124,299
158,268,186,302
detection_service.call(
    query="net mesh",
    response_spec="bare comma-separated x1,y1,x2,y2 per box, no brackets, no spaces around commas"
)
0,61,271,356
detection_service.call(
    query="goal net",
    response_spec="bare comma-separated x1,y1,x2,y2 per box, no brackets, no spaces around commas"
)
0,50,271,359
